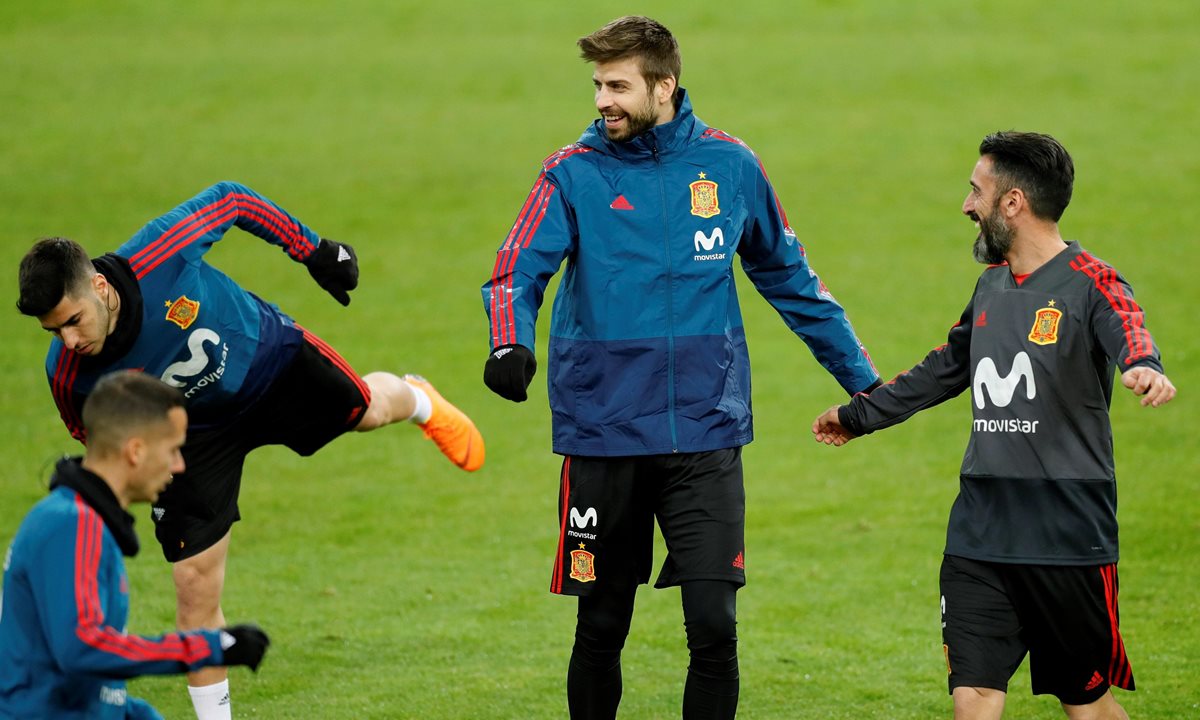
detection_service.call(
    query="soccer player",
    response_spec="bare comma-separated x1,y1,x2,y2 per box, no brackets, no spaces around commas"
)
0,371,269,720
16,182,484,720
482,16,879,719
812,131,1175,720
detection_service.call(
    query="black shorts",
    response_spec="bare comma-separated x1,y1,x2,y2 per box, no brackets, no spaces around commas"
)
940,554,1134,705
550,448,746,596
151,328,371,562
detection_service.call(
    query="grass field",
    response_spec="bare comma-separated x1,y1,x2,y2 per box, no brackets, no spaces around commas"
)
2,2,1197,718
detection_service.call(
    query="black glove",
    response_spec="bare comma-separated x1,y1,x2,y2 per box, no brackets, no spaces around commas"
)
304,238,358,306
484,344,536,402
219,624,270,672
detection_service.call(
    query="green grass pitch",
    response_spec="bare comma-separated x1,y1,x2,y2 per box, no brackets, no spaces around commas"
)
1,2,1197,717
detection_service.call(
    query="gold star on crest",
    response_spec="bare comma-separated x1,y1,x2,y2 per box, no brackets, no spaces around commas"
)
578,543,587,549
1048,300,1056,306
698,171,707,179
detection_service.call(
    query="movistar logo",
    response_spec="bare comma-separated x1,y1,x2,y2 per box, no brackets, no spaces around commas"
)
693,228,726,261
694,228,724,252
973,352,1036,409
161,328,229,398
570,507,597,528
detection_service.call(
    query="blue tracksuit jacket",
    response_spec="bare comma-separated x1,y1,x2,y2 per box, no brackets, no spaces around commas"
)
483,90,878,456
0,459,229,718
45,182,320,441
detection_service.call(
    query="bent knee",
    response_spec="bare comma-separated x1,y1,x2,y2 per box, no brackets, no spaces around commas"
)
952,685,1006,718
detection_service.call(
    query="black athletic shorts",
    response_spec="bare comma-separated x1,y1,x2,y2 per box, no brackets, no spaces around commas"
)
151,328,371,562
549,448,746,596
940,554,1134,705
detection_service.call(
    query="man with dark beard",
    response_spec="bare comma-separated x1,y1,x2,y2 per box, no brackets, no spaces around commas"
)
482,14,880,720
812,131,1175,720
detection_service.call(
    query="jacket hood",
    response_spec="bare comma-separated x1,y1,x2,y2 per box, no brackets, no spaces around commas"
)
578,88,708,160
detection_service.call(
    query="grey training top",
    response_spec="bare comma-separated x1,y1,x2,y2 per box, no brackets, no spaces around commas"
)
841,242,1163,565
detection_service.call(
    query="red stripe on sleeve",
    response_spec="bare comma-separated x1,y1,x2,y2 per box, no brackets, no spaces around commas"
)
1071,253,1153,363
490,175,551,347
131,192,312,279
134,203,241,279
52,348,84,441
235,194,303,250
71,495,212,664
130,195,237,275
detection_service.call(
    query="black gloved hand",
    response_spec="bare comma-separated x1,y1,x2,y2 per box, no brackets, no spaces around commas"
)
484,344,536,402
304,238,358,306
219,624,270,672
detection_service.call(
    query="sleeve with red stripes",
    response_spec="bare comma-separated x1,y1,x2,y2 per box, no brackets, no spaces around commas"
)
32,498,226,678
123,182,322,280
482,171,577,352
736,156,879,395
46,346,86,444
840,291,976,436
1077,256,1163,374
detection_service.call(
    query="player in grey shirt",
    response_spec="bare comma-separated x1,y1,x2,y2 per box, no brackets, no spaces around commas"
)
812,131,1175,720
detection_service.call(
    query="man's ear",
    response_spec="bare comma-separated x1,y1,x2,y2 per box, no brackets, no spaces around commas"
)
123,436,146,468
998,187,1027,218
656,75,677,106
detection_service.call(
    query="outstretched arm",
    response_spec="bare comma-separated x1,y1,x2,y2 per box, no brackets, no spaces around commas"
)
737,156,878,395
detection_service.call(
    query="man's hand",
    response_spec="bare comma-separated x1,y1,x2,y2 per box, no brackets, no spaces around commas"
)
1122,367,1176,407
484,345,536,402
812,406,857,446
304,238,358,306
219,624,270,672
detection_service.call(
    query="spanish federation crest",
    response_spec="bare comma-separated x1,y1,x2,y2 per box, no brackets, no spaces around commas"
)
689,173,720,219
569,543,596,583
164,296,200,330
1028,304,1062,345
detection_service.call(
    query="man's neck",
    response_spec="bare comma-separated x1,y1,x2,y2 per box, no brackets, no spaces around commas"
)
80,457,131,508
1005,226,1068,276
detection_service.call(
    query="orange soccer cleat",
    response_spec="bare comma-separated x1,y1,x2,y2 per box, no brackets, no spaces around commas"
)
403,374,485,472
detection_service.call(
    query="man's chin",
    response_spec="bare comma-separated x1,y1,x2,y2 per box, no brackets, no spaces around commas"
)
604,126,632,142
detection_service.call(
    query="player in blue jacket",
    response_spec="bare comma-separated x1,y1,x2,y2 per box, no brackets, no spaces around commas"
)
482,16,880,720
17,182,483,719
0,371,268,719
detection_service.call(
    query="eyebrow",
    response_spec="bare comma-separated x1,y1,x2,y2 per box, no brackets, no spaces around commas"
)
41,313,81,332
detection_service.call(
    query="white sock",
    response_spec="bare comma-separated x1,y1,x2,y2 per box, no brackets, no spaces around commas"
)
407,384,433,424
188,679,232,720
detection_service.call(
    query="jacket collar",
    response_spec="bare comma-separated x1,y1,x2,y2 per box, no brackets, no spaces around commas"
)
50,456,140,557
578,88,707,160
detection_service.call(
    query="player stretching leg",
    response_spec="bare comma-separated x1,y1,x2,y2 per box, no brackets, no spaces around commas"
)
18,183,484,719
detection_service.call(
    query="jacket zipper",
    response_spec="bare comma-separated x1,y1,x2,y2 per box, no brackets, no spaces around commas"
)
653,141,679,452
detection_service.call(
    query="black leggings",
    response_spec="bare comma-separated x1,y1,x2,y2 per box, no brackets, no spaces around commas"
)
568,580,739,720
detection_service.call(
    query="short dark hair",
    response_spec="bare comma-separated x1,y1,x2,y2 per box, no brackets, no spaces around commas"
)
578,15,681,88
17,237,96,316
82,371,185,455
979,131,1074,222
